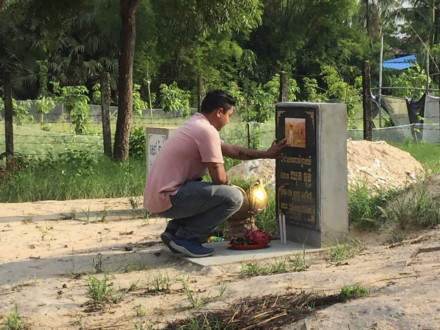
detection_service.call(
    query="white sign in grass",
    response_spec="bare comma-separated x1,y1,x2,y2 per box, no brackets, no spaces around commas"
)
147,133,167,171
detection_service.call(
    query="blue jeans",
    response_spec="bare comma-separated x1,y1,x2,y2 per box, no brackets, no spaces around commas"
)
159,181,243,241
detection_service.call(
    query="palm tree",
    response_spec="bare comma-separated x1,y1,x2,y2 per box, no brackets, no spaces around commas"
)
356,0,400,50
0,0,37,156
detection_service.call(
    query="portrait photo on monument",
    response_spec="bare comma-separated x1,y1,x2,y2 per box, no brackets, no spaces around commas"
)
284,118,306,148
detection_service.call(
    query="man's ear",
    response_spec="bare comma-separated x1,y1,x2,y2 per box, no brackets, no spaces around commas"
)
215,107,223,117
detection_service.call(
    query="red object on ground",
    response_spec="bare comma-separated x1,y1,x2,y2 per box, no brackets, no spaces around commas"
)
244,229,271,245
229,229,272,249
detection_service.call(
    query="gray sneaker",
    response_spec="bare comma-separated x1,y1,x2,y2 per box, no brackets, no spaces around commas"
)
160,232,180,253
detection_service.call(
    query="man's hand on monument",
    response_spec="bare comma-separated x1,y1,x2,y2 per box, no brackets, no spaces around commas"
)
266,138,287,158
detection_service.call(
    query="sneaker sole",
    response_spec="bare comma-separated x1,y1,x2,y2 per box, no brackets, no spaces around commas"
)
160,232,180,254
170,241,214,258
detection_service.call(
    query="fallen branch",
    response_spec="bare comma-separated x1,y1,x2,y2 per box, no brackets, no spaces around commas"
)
406,246,440,267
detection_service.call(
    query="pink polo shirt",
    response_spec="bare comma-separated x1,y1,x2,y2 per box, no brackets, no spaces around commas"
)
143,112,224,213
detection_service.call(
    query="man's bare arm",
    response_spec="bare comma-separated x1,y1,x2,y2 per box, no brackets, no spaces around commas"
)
221,139,287,160
206,162,228,184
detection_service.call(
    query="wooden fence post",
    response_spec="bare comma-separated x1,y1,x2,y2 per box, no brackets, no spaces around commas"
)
362,60,373,141
279,71,288,102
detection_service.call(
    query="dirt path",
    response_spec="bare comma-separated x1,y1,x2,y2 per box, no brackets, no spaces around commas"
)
1,198,440,329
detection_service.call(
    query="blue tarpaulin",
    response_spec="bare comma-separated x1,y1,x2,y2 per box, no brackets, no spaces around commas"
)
383,55,416,70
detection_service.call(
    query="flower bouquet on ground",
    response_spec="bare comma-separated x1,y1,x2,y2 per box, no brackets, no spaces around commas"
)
229,229,271,250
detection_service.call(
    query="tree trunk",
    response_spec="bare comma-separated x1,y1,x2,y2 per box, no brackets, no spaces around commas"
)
100,72,112,158
113,0,139,161
4,70,14,156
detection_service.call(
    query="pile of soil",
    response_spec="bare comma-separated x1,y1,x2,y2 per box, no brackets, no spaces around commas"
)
346,140,424,191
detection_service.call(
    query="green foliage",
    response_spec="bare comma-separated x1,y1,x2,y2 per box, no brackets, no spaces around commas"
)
227,82,246,110
329,239,366,262
320,64,361,119
239,261,264,278
13,100,34,126
290,248,308,272
245,86,272,122
133,83,147,116
302,77,326,102
239,257,304,278
239,81,273,123
0,153,146,202
1,306,24,330
340,285,369,299
264,73,300,102
223,157,242,172
254,188,277,235
37,60,49,96
250,0,362,84
384,63,429,99
92,253,104,273
87,275,111,303
142,1,263,88
348,182,396,230
92,83,101,104
0,99,34,126
57,150,98,177
58,85,90,135
151,272,171,292
243,124,261,150
34,96,55,123
384,185,440,229
159,82,191,118
129,127,146,160
179,277,226,309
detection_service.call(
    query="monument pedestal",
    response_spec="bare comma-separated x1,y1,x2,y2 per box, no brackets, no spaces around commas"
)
276,102,348,248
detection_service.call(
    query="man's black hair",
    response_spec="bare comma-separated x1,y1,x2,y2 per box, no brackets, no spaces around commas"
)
201,90,236,114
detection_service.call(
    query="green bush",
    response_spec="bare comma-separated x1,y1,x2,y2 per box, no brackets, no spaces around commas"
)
348,182,396,230
129,127,146,160
159,82,191,118
385,185,440,229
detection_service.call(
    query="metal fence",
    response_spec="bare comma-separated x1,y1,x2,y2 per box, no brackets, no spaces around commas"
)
2,101,440,157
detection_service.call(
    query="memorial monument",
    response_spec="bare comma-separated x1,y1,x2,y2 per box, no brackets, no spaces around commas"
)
276,102,348,247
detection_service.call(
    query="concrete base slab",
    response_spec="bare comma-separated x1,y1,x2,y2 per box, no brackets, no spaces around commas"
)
183,240,320,267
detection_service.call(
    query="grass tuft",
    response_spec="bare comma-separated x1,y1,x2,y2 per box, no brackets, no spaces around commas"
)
340,285,369,298
1,306,25,330
329,239,366,262
348,181,396,231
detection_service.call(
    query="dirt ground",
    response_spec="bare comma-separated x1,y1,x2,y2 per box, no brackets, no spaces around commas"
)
1,141,440,329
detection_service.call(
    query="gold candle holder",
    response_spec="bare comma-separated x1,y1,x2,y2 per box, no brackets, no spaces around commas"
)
226,179,268,239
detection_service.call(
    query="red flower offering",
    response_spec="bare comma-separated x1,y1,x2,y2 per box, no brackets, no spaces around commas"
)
229,230,271,250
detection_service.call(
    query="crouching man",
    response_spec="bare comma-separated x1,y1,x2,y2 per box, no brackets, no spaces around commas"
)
144,90,286,257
